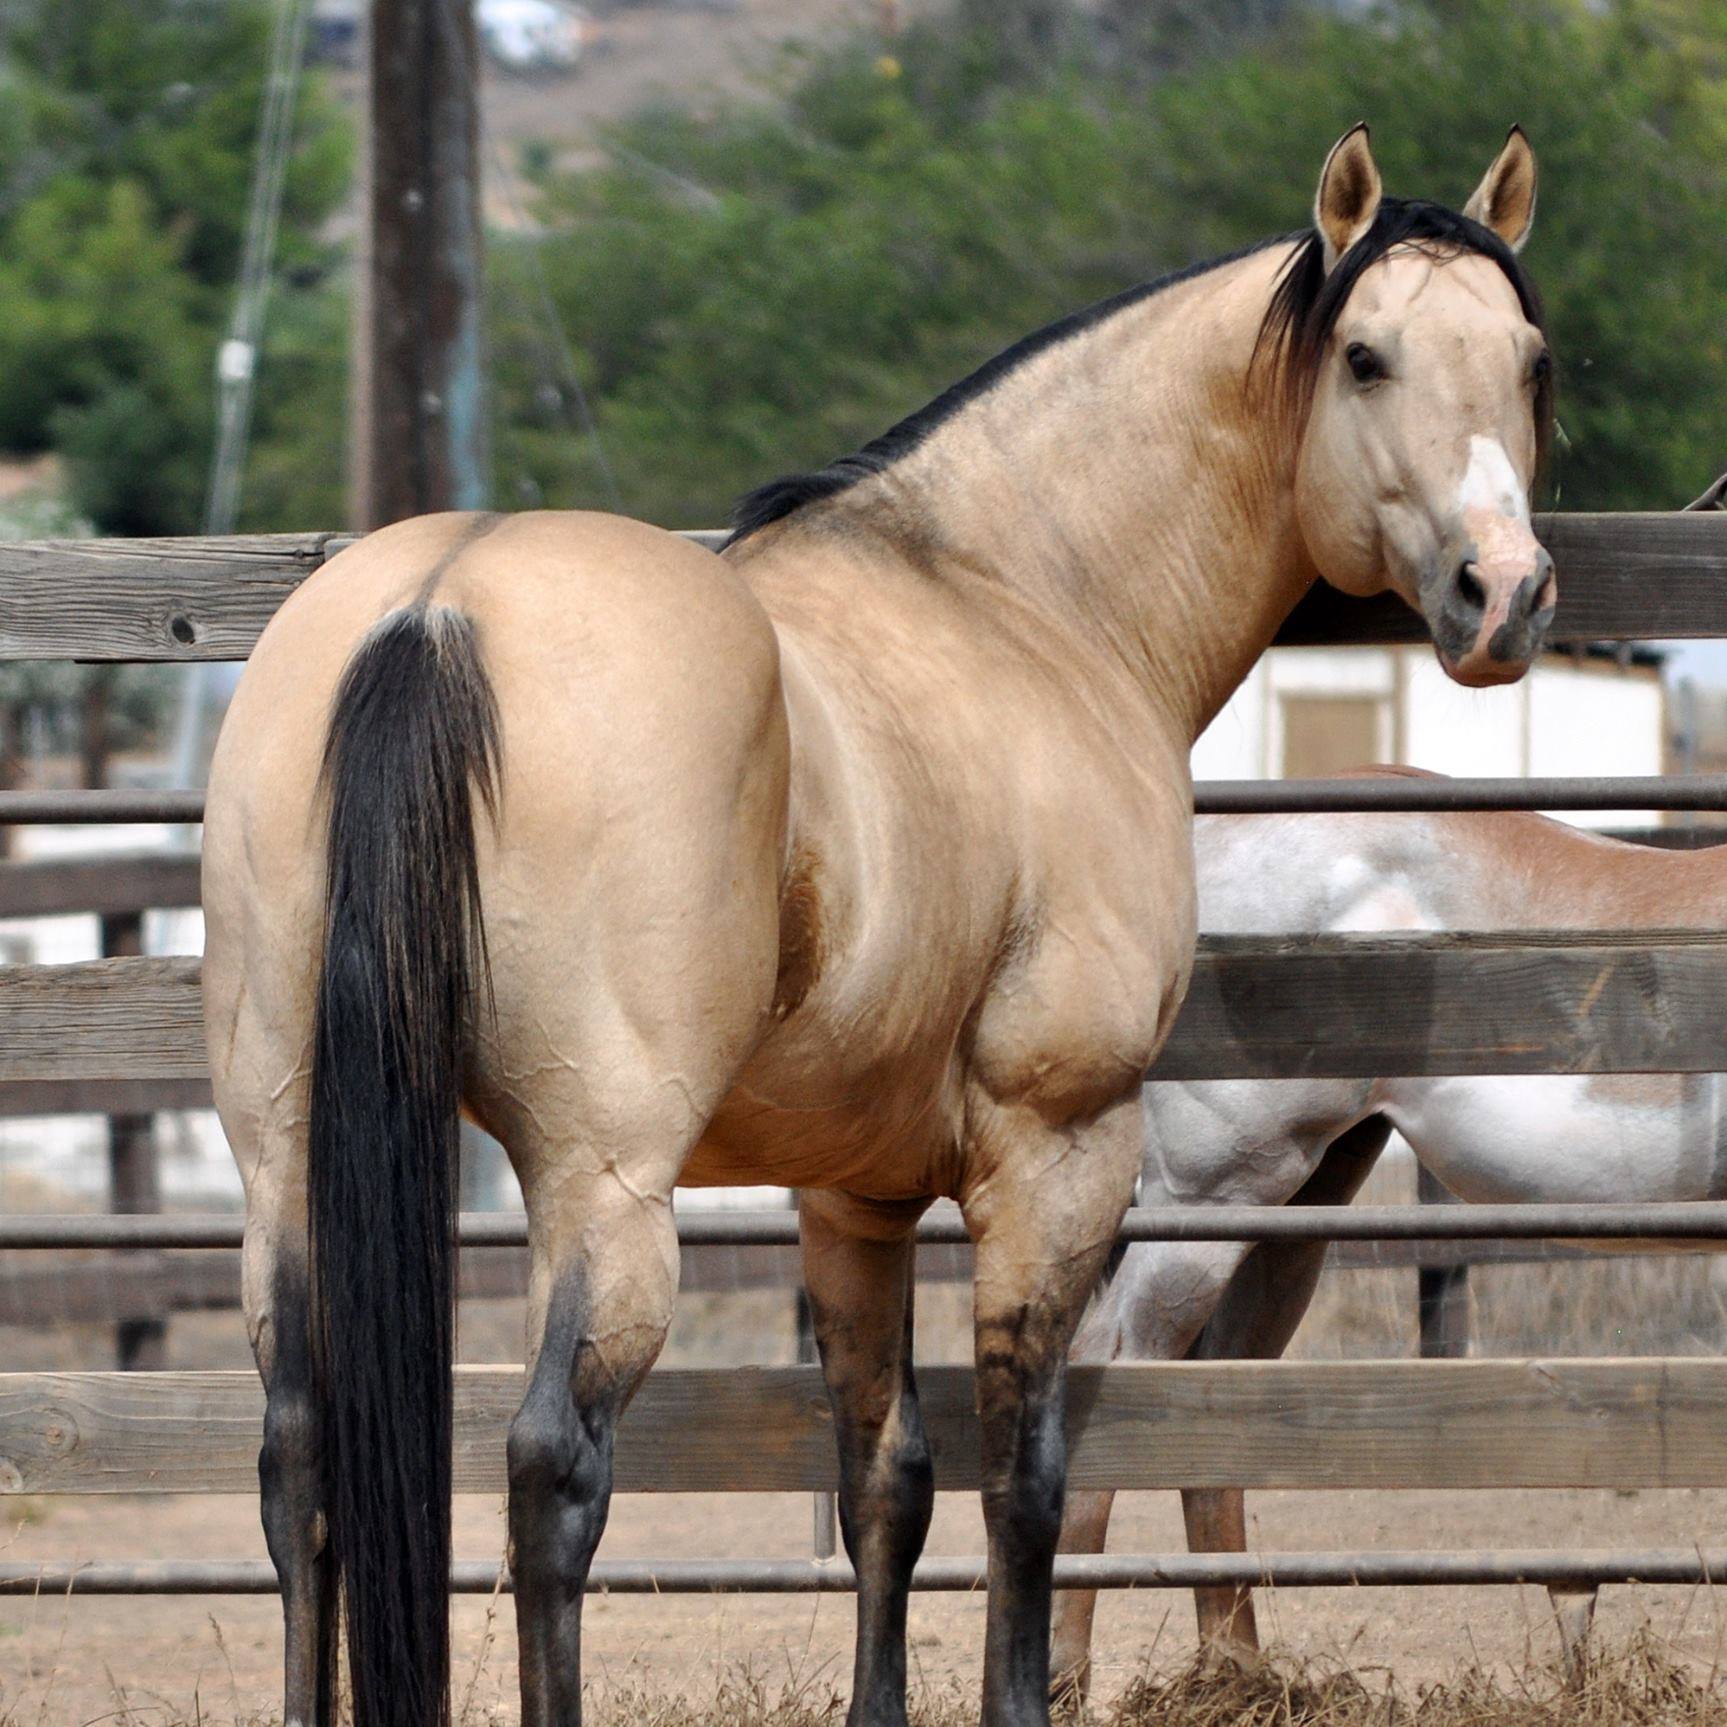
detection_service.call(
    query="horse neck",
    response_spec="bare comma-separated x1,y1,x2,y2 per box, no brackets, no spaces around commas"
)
753,245,1316,744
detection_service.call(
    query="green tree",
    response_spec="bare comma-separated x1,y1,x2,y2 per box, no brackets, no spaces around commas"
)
493,0,1726,525
0,0,350,533
1140,0,1727,511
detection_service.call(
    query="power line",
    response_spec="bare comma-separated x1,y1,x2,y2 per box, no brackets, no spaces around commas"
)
204,0,315,537
172,0,314,803
436,0,623,512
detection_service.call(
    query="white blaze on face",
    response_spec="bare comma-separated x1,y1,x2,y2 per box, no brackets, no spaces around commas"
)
1457,434,1530,523
1456,434,1542,621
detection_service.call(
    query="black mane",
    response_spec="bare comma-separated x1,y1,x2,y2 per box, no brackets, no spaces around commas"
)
727,195,1551,547
726,238,1281,545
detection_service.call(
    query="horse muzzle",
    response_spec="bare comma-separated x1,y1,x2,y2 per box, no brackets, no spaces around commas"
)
1428,536,1556,689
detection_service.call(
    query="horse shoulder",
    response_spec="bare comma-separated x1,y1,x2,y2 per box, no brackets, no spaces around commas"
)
965,751,1198,1123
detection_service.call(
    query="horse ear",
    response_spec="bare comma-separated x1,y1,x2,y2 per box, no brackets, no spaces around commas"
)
1314,123,1383,272
1464,126,1537,252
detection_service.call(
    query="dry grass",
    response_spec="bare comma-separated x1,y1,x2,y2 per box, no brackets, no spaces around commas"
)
1103,1630,1727,1726
12,1633,1725,1727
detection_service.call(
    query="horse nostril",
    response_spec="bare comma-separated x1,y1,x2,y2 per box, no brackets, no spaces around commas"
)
1533,551,1557,613
1455,561,1487,617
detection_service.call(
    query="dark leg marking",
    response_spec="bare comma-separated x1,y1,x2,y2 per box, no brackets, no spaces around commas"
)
258,1256,335,1727
821,1268,933,1727
977,1308,1072,1727
509,1274,617,1727
799,1203,933,1727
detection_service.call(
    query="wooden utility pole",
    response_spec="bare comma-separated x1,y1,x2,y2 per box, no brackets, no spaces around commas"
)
353,0,488,529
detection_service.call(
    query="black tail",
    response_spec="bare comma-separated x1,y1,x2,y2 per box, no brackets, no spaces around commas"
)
308,606,501,1727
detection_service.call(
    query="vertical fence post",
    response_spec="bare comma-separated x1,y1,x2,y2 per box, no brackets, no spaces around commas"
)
1415,1164,1470,1359
101,910,166,1370
358,0,487,529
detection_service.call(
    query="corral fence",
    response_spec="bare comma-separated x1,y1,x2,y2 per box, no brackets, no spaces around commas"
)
6,511,1727,1604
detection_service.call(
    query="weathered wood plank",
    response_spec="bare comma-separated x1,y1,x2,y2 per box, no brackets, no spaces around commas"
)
0,1248,534,1326
0,534,341,662
1277,511,1727,645
0,853,201,919
6,933,1727,1089
0,1236,1694,1332
0,515,1723,660
0,1077,213,1118
1154,928,1727,1080
4,1359,1726,1495
0,957,205,1084
0,1241,923,1324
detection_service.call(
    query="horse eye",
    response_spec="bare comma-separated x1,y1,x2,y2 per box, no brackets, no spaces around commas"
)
1531,349,1552,386
1345,342,1384,385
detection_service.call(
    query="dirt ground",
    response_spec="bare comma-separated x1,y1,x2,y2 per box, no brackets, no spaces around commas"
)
11,1200,1727,1722
8,1480,1727,1723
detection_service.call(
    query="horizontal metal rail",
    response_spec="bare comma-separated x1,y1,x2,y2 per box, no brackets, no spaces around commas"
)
8,1203,1727,1251
0,790,206,825
6,776,1727,827
6,1549,1727,1596
1194,775,1727,814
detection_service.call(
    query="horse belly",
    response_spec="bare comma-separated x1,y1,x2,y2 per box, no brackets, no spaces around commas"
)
687,1021,966,1198
1382,1073,1718,1204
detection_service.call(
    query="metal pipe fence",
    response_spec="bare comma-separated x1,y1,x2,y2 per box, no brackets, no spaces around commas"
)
10,1201,1727,1257
7,1202,1727,1251
7,776,1727,826
7,1550,1727,1596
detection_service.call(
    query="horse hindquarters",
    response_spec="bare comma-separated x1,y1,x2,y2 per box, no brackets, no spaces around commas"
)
452,606,789,1727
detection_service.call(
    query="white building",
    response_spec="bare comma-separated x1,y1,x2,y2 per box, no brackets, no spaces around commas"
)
1194,643,1667,827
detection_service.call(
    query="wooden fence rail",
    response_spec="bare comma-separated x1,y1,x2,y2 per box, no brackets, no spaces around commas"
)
5,516,1727,1603
4,1359,1725,1497
0,514,1724,663
0,1235,1685,1330
4,932,1726,1108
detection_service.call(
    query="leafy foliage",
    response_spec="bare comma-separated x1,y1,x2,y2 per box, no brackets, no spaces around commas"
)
492,0,1727,525
0,0,350,533
0,0,1721,538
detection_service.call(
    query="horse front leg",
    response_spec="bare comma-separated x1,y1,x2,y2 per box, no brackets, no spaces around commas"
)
799,1192,934,1727
506,1179,679,1727
964,1091,1142,1727
1050,1487,1115,1702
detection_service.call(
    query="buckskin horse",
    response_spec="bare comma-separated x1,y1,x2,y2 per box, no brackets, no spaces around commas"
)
202,125,1552,1727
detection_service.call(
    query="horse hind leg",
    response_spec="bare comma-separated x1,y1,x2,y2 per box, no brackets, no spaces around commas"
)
1180,1491,1257,1661
1049,1488,1114,1705
477,1003,766,1727
503,1161,680,1727
1177,1112,1396,1664
229,1123,334,1727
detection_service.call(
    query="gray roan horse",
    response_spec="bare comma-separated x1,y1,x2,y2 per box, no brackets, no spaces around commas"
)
201,126,1552,1727
1053,780,1727,1694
